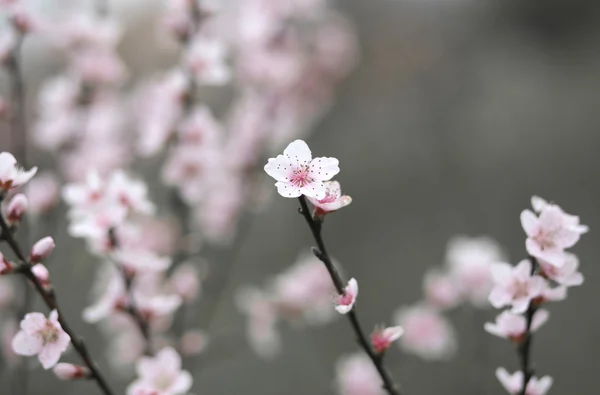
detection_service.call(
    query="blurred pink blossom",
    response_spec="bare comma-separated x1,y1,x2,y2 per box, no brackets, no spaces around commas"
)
488,260,546,314
496,367,553,395
127,347,192,395
0,152,37,191
371,326,404,354
484,309,549,342
336,353,384,395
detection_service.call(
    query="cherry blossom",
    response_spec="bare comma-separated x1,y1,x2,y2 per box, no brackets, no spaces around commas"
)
31,263,50,287
538,252,584,287
307,180,352,216
127,347,192,395
0,152,37,191
30,237,55,263
106,170,155,215
12,310,70,369
265,139,340,199
423,269,461,310
484,309,549,342
445,235,505,307
496,367,553,395
371,326,404,354
6,193,27,224
236,287,281,358
521,196,588,267
393,305,456,360
53,363,90,380
488,260,546,314
335,278,358,314
336,353,385,395
185,35,231,85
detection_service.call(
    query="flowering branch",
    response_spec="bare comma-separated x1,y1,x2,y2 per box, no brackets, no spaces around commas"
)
297,195,402,395
517,256,539,395
0,194,114,395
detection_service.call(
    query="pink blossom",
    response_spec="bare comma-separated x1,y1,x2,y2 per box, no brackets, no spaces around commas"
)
25,172,60,215
270,253,336,323
335,278,358,314
31,263,50,287
168,263,204,303
521,196,588,267
335,353,384,395
423,269,461,310
53,363,90,380
186,35,230,85
0,152,37,191
488,260,546,314
177,105,222,145
12,310,71,369
70,47,126,85
393,305,456,360
127,347,192,395
6,193,27,224
179,330,208,356
113,248,172,274
445,236,505,307
371,326,404,354
107,170,155,215
62,170,104,209
264,139,340,198
236,287,281,358
484,309,549,342
30,237,56,263
307,180,352,216
539,252,584,287
83,276,127,323
496,367,553,395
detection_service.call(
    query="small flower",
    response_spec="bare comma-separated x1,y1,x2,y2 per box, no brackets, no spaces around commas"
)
12,310,71,369
423,269,461,310
335,278,358,314
0,152,38,191
496,367,553,395
538,252,584,287
264,139,340,199
521,196,588,267
488,260,546,313
30,237,56,263
307,180,352,216
393,304,456,360
126,347,192,395
6,193,28,224
484,309,549,342
53,363,90,380
336,353,385,395
371,326,404,354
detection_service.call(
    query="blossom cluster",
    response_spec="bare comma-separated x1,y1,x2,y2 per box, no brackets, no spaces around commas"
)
486,196,588,394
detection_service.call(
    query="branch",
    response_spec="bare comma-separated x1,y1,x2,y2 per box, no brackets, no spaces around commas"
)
517,256,539,395
297,196,403,395
0,200,115,395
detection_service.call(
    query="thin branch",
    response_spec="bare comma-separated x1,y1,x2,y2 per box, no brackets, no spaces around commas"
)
0,200,115,395
297,196,403,395
517,256,538,395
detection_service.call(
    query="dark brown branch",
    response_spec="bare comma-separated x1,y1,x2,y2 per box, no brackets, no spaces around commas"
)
0,200,115,395
517,256,539,395
297,196,403,395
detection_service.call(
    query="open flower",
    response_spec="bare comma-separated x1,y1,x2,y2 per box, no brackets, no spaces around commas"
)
127,347,192,395
335,278,358,314
538,252,584,287
12,310,70,369
488,260,546,313
484,309,549,342
521,196,588,267
307,180,352,215
264,139,340,199
371,326,404,353
0,152,37,191
496,367,553,395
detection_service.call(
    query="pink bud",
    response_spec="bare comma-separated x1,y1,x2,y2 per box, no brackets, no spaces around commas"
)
31,264,50,287
6,193,28,224
0,252,14,275
53,363,90,380
371,326,404,354
30,237,55,263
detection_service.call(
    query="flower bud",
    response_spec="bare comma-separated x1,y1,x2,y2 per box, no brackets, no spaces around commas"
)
6,193,28,224
0,253,14,275
30,237,55,263
31,264,49,287
53,363,90,380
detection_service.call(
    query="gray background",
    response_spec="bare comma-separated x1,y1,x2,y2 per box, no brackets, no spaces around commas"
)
2,0,600,394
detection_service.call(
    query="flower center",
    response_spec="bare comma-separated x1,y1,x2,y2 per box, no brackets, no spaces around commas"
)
290,167,312,188
153,373,174,391
338,292,353,306
40,323,60,344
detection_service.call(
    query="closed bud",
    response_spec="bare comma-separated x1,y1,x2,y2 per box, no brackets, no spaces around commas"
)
53,363,90,380
31,264,50,287
6,193,28,224
30,237,55,263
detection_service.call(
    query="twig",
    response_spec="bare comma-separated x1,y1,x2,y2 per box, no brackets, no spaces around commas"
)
0,199,115,395
297,196,403,395
517,256,538,395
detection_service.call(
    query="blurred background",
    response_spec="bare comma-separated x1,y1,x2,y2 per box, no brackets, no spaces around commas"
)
1,0,600,394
